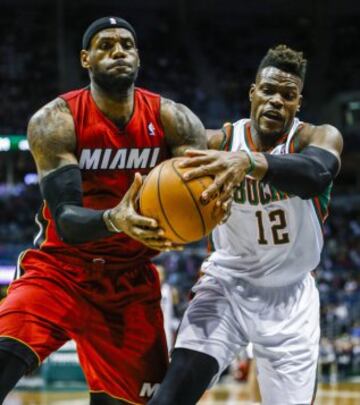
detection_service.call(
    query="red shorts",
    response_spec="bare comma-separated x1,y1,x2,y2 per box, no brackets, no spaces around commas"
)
0,249,168,404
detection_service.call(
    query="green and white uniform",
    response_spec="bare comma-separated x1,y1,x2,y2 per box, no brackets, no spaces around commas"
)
208,117,328,287
175,118,328,405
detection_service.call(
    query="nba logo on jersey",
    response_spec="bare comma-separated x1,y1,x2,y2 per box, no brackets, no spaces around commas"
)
109,17,117,25
148,122,156,136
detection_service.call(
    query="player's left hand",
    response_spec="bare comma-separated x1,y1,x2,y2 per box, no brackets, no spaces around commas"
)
179,149,249,204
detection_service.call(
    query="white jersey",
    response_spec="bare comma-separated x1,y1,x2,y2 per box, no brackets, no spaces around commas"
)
161,283,175,351
206,118,330,287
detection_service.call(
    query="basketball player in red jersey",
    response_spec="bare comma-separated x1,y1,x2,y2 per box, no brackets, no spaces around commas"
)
0,17,208,405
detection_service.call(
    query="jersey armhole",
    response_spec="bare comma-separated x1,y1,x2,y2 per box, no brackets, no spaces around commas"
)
219,122,233,151
288,122,305,153
59,97,79,155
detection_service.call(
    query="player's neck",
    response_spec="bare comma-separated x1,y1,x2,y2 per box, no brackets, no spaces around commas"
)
90,82,135,128
250,123,285,152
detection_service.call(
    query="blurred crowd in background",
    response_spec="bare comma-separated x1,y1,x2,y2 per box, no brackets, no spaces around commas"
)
1,1,360,131
1,0,360,382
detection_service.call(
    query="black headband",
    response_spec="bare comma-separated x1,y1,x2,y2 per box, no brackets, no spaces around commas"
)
82,16,137,50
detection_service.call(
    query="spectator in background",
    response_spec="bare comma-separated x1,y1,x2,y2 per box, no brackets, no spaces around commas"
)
319,337,336,383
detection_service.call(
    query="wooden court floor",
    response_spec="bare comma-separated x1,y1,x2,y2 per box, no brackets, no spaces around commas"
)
4,382,360,405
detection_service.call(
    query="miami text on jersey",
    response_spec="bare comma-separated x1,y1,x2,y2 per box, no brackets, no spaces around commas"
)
79,147,160,170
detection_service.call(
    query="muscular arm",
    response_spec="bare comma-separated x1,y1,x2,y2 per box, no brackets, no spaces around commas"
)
28,98,113,244
160,98,207,156
182,122,343,203
28,98,78,178
293,123,342,167
257,123,343,198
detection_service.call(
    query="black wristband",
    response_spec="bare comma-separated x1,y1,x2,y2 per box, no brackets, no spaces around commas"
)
40,165,113,244
40,164,83,214
263,146,339,199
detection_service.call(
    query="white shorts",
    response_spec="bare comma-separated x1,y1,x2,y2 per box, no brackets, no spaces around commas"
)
240,342,254,360
175,266,320,405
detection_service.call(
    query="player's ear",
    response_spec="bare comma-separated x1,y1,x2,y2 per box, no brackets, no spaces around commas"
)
249,84,256,102
80,50,90,69
297,95,303,112
137,53,141,69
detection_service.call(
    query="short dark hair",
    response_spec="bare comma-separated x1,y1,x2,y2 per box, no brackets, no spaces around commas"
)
257,44,307,82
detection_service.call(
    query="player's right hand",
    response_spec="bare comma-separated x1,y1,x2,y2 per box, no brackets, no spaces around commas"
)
180,149,249,204
108,173,183,252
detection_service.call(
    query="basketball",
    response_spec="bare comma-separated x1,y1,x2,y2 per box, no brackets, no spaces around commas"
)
139,157,224,244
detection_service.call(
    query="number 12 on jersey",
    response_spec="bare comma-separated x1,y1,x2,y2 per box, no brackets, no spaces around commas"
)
255,209,290,245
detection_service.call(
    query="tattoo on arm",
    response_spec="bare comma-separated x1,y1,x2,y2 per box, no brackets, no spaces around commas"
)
206,129,225,150
160,98,207,156
27,98,77,179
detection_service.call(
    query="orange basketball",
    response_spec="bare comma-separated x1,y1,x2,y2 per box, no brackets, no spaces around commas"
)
139,157,224,244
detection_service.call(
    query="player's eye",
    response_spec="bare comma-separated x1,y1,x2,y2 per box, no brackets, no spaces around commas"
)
262,87,273,95
99,42,112,50
284,92,296,101
123,40,134,49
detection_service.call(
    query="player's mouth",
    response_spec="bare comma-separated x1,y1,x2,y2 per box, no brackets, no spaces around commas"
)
108,61,131,70
261,110,283,123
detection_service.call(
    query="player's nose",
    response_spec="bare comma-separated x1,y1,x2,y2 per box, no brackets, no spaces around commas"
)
269,93,284,108
112,43,126,58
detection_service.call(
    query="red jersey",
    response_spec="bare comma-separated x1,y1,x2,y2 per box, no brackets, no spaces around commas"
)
33,87,170,266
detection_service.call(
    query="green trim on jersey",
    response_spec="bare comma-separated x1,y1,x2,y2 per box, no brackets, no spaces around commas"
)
219,128,228,151
243,124,251,151
207,232,215,252
219,124,234,151
229,125,235,151
318,183,332,216
311,183,333,227
311,199,323,228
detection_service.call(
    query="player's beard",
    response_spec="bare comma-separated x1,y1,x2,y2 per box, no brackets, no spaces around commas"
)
92,68,139,98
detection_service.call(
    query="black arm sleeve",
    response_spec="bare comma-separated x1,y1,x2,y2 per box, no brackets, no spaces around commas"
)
40,165,113,244
262,145,339,199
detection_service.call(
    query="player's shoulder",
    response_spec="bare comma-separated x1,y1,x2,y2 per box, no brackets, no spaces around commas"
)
135,87,162,115
159,96,200,123
27,97,75,149
294,121,343,150
29,97,71,125
60,87,90,102
206,122,231,150
206,119,248,150
297,121,341,135
135,86,161,100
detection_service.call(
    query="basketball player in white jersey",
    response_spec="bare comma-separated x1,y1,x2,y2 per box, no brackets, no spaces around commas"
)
156,264,178,351
149,45,343,405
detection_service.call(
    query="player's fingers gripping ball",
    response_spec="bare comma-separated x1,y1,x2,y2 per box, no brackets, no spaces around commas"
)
139,157,224,244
